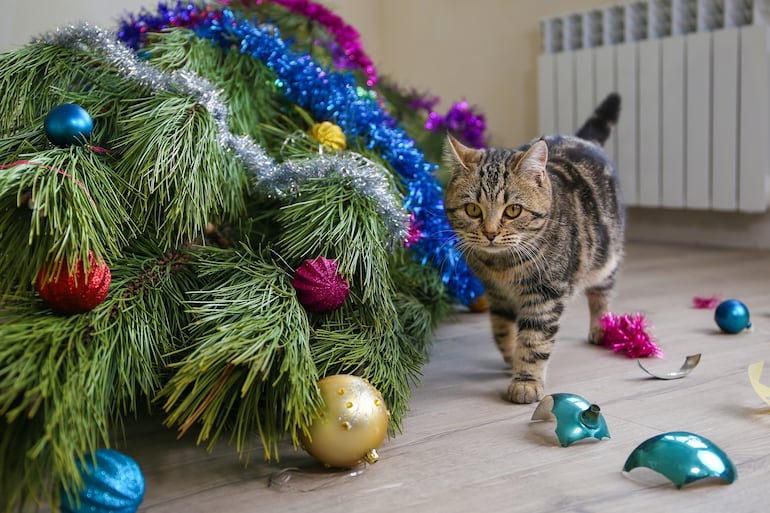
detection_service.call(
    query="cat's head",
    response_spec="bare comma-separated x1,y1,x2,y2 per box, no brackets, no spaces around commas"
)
444,135,552,253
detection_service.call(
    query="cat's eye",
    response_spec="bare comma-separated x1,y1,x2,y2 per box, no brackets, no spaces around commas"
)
464,204,482,218
504,204,523,218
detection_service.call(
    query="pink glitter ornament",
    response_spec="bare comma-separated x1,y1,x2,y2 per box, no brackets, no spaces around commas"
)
600,312,664,359
291,256,350,313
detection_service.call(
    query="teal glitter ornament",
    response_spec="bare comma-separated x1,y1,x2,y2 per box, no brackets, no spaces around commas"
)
61,449,145,513
531,393,610,447
714,299,751,334
44,103,94,146
623,432,737,488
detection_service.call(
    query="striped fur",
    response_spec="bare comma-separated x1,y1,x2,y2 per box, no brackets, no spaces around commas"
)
444,94,624,404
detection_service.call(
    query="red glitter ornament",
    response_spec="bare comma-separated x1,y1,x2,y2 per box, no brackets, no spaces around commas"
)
36,251,111,314
291,256,349,313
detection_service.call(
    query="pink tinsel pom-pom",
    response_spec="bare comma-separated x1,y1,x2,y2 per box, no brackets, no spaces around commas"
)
600,312,664,358
692,294,721,309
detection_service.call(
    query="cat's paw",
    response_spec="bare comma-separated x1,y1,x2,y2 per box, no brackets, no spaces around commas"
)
507,381,544,404
588,325,604,345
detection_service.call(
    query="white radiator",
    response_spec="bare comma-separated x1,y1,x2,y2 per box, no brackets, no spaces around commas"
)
538,0,770,213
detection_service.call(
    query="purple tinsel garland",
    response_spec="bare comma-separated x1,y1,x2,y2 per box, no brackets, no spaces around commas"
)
425,99,487,149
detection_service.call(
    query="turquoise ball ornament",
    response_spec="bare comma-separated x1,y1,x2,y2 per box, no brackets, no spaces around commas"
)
44,103,94,146
60,449,145,513
714,299,751,334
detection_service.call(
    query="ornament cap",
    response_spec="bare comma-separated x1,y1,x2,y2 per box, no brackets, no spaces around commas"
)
363,449,379,465
531,393,610,447
579,404,602,429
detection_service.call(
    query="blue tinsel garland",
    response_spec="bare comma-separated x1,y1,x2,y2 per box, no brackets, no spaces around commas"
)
118,3,484,303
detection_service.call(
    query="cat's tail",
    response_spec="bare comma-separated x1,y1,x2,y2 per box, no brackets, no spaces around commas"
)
575,93,621,147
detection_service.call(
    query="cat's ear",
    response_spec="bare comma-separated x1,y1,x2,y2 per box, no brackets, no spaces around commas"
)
445,134,481,172
517,140,548,186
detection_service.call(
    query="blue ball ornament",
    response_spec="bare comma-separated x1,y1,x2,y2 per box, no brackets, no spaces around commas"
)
61,449,145,513
44,103,94,146
714,299,751,334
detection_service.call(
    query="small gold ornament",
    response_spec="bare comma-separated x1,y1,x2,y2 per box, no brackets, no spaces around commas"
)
300,374,390,468
309,121,347,151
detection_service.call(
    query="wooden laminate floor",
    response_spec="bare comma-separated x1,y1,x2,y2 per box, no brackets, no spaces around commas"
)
116,242,770,512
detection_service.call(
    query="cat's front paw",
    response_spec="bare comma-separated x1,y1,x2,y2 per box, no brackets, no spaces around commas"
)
588,325,604,345
507,381,544,404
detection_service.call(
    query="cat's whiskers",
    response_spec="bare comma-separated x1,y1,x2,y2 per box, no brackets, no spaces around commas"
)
516,236,551,284
507,237,548,284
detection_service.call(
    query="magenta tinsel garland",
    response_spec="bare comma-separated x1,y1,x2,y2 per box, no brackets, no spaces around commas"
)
600,312,664,358
404,213,422,248
252,0,378,86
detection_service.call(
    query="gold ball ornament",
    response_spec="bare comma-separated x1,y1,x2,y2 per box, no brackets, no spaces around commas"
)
300,374,390,468
309,121,347,151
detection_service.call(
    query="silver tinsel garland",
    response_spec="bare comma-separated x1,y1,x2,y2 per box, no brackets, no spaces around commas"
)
37,23,409,245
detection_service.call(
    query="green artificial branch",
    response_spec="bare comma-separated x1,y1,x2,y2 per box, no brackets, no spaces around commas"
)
0,12,455,511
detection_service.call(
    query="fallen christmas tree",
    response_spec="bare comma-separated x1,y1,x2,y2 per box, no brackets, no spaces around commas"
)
0,1,488,510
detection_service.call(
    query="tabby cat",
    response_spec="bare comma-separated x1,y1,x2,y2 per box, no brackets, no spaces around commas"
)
444,93,624,404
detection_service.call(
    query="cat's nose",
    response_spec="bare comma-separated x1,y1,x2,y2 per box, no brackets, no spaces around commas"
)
484,231,497,241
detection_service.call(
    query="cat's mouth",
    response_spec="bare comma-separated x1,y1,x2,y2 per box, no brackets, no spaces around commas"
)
473,240,508,252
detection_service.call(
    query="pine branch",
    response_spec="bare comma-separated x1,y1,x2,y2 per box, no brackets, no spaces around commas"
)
390,248,452,327
0,147,135,295
111,91,248,249
275,176,397,317
159,245,321,461
0,41,144,140
310,303,427,432
0,238,199,512
142,29,302,149
0,44,92,136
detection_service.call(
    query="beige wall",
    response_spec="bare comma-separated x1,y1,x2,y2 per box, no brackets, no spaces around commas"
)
330,0,620,147
0,0,148,51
